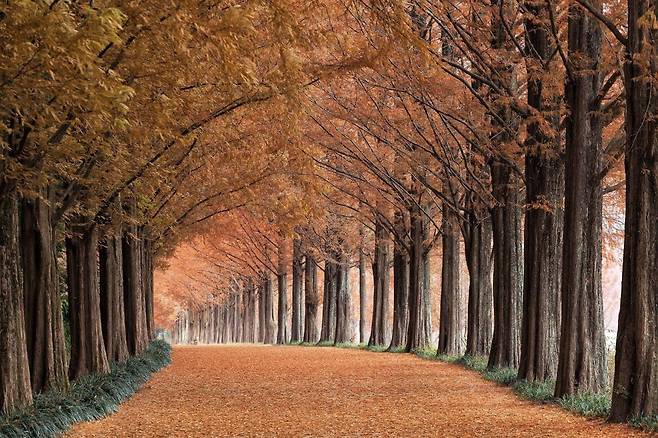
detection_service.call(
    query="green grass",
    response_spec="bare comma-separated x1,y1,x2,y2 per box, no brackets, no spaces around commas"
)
0,340,171,438
629,414,658,432
558,391,610,417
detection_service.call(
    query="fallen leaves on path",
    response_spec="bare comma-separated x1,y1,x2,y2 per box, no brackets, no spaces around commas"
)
66,345,644,437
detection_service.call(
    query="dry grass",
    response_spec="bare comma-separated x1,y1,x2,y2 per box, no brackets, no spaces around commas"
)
67,345,645,437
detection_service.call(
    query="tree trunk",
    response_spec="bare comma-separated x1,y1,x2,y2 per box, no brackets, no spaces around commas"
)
334,252,351,344
122,222,148,356
258,277,265,343
421,241,432,345
359,247,367,344
610,0,658,420
406,203,430,352
66,221,110,379
277,254,288,344
438,206,463,355
99,233,129,363
369,219,390,347
303,255,319,343
555,1,606,397
488,162,523,369
142,236,155,341
291,239,303,342
0,194,32,414
518,1,564,382
390,228,409,349
263,273,276,344
463,206,493,357
319,260,337,343
20,191,69,392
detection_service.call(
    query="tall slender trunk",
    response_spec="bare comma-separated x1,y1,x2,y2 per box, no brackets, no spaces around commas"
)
555,0,606,397
334,252,351,344
20,191,69,392
258,277,265,343
390,222,409,349
277,261,288,345
303,255,319,343
359,246,367,344
463,206,493,357
264,273,276,344
610,0,658,420
66,221,110,379
291,239,303,342
0,194,32,414
421,239,432,344
319,259,337,343
122,221,148,356
488,162,523,369
369,219,390,346
406,202,429,352
99,232,129,363
142,236,155,341
438,206,463,355
518,1,564,382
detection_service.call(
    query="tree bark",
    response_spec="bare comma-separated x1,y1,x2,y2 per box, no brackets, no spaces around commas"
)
390,222,409,349
276,251,288,344
488,162,523,369
0,194,32,414
334,252,351,344
610,0,658,420
122,221,148,356
263,273,276,344
142,236,155,341
518,1,564,382
319,259,337,343
359,246,367,344
463,206,493,357
99,232,129,363
438,206,463,355
303,255,319,343
66,221,110,379
555,1,606,397
20,191,69,392
369,219,390,347
406,203,430,352
291,239,303,342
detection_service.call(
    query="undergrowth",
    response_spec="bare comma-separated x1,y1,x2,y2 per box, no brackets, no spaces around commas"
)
0,340,171,438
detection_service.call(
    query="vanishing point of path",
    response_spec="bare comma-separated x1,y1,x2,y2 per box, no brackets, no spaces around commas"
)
67,346,644,437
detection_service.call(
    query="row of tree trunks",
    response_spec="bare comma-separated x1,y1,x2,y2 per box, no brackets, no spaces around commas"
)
369,219,390,346
19,190,69,393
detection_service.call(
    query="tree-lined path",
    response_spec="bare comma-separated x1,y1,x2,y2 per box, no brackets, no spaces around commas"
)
67,346,641,437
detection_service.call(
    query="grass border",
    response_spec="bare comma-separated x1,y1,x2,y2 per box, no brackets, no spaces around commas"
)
292,341,657,432
0,340,171,438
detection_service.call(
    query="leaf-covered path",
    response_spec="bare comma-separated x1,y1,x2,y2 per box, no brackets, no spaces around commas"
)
67,346,643,437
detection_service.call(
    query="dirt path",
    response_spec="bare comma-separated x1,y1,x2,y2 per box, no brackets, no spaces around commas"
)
67,346,643,437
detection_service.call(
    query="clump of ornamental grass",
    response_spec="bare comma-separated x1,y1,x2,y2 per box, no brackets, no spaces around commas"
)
0,340,171,438
557,391,611,417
